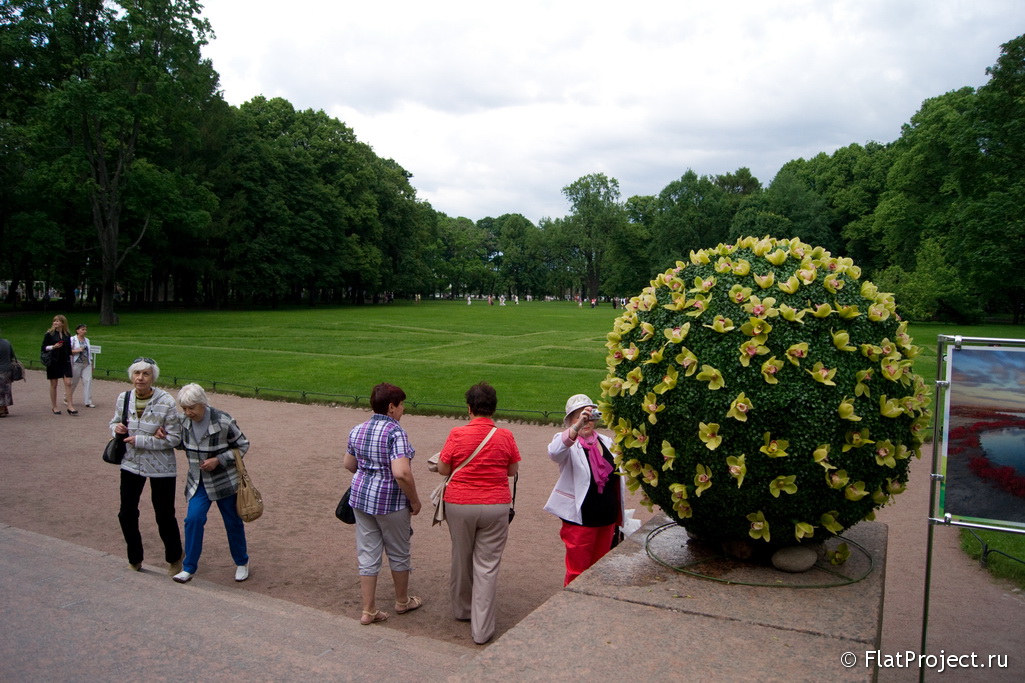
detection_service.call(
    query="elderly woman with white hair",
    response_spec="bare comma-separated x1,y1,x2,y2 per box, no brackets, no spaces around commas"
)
110,357,184,574
544,394,625,586
170,383,251,584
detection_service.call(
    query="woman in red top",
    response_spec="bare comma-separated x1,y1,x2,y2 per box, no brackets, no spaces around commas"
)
437,382,521,645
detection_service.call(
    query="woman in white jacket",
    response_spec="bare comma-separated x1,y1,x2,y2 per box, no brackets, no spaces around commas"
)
544,394,625,586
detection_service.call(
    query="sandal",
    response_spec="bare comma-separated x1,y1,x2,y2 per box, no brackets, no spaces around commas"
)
360,609,389,625
395,596,423,614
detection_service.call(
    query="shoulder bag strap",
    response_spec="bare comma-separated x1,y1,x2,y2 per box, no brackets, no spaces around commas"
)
444,427,497,486
121,391,131,426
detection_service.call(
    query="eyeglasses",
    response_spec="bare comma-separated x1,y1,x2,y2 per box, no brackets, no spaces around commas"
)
133,357,156,364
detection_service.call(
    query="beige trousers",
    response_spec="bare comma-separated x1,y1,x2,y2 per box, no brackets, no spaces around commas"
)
445,503,510,644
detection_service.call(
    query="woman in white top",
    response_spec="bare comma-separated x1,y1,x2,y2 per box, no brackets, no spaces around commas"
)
69,324,94,408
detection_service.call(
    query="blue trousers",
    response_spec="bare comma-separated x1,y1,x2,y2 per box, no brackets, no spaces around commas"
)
182,484,248,574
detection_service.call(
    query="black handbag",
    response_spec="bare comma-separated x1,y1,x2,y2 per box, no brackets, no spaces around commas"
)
335,486,356,524
40,349,52,367
102,391,132,465
10,358,25,381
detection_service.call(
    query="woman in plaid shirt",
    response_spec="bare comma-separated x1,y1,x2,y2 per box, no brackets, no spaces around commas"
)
344,383,424,625
170,383,252,584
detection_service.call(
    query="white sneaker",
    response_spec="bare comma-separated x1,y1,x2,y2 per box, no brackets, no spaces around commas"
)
234,564,249,582
172,570,193,583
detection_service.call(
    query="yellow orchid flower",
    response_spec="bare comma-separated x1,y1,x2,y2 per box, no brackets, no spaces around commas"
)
831,329,856,352
769,475,798,498
641,392,665,425
880,359,907,382
860,343,882,361
623,459,643,479
662,291,689,311
689,249,710,265
747,511,771,542
797,264,817,285
835,303,861,319
641,464,659,487
806,362,837,385
694,464,712,497
669,482,688,503
600,376,624,398
638,322,655,342
820,512,843,534
689,276,716,293
696,364,725,390
874,439,896,468
829,542,851,565
843,428,874,452
826,469,850,489
810,302,833,318
743,296,778,319
726,392,753,422
823,276,845,294
845,481,868,501
674,347,699,376
760,356,784,384
623,343,640,362
728,284,752,304
661,440,677,471
605,331,622,346
760,432,789,458
867,303,890,321
736,339,766,368
732,259,751,276
886,478,907,496
854,369,873,398
838,397,862,422
753,271,775,289
750,237,772,255
860,281,879,299
612,418,632,446
621,366,644,395
779,303,806,323
673,497,693,518
740,317,772,337
642,345,665,365
703,315,735,333
879,395,904,418
777,275,801,294
699,422,722,450
766,248,788,266
626,423,650,453
685,294,709,317
794,522,817,542
786,342,809,366
652,365,678,395
871,486,890,505
663,323,691,343
726,455,746,487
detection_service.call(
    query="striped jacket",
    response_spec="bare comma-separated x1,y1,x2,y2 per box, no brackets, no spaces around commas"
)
177,407,250,501
110,388,182,478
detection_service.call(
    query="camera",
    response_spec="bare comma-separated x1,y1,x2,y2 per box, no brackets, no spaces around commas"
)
587,409,602,422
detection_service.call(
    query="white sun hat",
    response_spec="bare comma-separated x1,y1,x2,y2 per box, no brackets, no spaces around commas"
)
564,394,597,420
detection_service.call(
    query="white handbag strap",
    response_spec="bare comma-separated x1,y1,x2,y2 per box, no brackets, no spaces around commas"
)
445,427,497,484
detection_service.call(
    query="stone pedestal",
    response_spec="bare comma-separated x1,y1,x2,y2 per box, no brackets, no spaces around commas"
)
456,515,887,682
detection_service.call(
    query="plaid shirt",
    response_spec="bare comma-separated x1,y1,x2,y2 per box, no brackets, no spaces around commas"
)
178,407,250,502
347,414,415,515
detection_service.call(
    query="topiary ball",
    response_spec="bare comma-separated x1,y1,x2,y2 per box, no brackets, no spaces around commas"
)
600,236,931,548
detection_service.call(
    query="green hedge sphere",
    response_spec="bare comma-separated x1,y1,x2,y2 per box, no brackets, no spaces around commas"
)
600,236,931,547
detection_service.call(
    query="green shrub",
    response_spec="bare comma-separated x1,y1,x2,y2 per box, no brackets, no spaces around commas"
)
601,236,932,548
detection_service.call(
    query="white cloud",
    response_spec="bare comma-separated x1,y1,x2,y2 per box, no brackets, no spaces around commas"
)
199,0,1025,223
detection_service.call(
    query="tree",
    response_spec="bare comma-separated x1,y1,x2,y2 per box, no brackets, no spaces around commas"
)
562,173,625,299
13,0,220,323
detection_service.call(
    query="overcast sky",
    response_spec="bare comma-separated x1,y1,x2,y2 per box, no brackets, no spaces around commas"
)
197,0,1024,224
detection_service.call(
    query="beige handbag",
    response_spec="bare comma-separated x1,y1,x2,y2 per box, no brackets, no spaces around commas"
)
431,428,496,526
234,449,264,523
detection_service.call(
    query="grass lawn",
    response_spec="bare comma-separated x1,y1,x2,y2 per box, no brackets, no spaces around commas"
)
3,303,1024,421
960,528,1025,590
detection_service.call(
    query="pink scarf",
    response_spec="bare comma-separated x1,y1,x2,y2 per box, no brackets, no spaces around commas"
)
578,432,613,493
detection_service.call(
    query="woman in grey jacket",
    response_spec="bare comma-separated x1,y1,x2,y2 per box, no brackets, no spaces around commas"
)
171,383,252,584
110,358,183,574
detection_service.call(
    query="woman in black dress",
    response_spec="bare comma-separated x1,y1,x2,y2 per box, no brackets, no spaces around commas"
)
42,314,76,415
